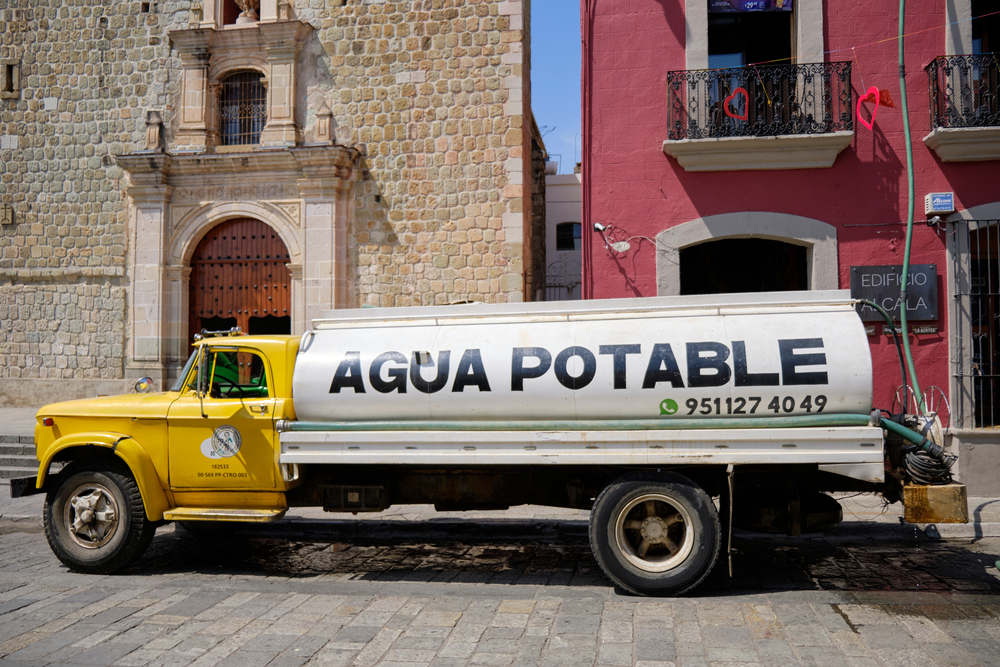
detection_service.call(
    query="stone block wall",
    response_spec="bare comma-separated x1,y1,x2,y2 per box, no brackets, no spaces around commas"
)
301,0,532,306
0,0,534,401
0,276,126,379
0,0,162,387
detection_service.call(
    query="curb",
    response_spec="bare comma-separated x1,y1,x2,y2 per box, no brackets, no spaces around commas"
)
0,514,43,534
735,521,1000,540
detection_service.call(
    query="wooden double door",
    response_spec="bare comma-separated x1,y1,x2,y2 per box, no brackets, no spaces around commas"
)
188,218,292,342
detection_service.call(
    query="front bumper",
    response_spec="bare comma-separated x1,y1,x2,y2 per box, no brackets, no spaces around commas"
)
9,476,41,498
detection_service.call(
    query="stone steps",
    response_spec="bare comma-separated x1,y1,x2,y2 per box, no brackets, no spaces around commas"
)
0,436,40,480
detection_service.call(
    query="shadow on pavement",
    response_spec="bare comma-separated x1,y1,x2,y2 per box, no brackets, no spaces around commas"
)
114,520,1000,598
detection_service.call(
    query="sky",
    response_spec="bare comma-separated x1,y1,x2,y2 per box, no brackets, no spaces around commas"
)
530,2,582,175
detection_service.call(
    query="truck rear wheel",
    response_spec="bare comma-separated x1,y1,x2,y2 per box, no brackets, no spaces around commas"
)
43,459,155,574
589,472,720,596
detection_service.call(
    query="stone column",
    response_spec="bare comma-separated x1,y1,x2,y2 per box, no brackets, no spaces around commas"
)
117,155,173,382
170,29,215,151
294,147,358,322
258,21,311,147
164,265,193,381
286,263,305,334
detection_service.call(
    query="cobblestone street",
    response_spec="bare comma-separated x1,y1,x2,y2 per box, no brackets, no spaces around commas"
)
1,519,998,667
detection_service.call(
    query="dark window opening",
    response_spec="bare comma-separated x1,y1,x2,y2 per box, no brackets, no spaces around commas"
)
249,315,291,336
3,65,14,94
708,12,792,69
223,0,241,25
219,71,266,146
973,0,1000,54
199,316,238,334
556,222,582,252
680,238,807,295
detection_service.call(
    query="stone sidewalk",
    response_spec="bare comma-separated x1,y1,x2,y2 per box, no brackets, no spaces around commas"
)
1,522,999,667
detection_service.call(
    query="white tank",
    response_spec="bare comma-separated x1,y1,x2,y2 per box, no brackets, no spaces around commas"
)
291,291,873,422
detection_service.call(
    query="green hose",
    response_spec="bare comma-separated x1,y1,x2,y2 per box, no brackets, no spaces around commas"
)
897,0,927,414
879,415,950,461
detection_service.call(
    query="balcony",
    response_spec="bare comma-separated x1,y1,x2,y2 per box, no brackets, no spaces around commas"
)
924,54,1000,162
663,62,854,172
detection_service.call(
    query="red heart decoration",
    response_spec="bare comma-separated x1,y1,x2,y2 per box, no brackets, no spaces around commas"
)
857,85,880,130
724,87,749,121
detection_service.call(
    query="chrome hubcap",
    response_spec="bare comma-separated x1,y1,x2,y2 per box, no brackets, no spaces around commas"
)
64,484,119,549
615,494,694,573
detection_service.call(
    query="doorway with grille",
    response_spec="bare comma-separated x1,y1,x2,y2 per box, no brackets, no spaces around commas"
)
951,219,1000,428
188,218,292,342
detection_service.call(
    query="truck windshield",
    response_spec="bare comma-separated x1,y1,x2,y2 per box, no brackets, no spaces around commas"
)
170,351,198,393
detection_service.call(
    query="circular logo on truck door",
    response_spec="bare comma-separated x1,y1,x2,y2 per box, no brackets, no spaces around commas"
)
200,425,242,459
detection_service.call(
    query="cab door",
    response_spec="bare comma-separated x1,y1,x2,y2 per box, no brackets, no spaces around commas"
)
167,346,277,489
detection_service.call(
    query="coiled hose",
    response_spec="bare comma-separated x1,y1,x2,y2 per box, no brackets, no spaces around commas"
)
901,447,953,485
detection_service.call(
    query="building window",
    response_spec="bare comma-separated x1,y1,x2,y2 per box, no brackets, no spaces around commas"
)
556,222,582,251
707,10,791,70
222,0,241,25
219,71,267,146
1,59,20,100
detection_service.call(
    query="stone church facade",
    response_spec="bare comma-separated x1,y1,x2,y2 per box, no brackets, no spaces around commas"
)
0,0,538,405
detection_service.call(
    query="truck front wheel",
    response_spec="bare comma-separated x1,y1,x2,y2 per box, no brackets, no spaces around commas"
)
590,472,720,596
43,460,155,574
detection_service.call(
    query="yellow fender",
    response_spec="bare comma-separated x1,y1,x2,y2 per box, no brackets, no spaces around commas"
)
38,432,171,521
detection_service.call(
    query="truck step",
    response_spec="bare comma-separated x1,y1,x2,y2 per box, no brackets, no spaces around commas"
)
162,507,287,523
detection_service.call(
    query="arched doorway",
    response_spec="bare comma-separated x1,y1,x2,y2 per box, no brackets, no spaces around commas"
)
188,218,292,341
680,238,807,295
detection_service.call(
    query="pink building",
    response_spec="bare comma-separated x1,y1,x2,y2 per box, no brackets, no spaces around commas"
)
581,0,1000,493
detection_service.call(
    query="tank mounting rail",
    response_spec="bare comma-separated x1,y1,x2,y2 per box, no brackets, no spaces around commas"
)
278,413,873,433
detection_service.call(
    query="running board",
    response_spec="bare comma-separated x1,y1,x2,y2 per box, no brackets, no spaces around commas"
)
163,507,287,523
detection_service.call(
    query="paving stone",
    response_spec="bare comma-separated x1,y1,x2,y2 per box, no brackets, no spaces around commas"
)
552,615,601,634
213,650,277,667
635,641,676,662
597,641,633,666
240,633,297,653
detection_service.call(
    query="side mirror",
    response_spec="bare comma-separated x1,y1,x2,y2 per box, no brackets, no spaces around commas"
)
133,377,155,394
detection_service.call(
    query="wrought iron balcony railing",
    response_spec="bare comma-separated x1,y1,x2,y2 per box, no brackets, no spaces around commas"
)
926,54,1000,129
666,62,853,141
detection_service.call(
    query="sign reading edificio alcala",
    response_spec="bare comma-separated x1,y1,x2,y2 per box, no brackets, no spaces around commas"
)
850,264,938,322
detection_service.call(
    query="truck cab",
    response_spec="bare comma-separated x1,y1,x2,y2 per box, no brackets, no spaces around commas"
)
22,333,299,574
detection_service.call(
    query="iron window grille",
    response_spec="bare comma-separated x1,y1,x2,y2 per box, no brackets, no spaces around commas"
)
926,54,1000,129
952,220,1000,429
665,62,853,141
218,70,267,146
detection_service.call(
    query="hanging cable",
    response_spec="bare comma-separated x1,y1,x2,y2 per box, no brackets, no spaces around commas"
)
860,299,910,412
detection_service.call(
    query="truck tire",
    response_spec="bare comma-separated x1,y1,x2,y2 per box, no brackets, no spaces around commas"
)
589,471,720,596
43,459,156,574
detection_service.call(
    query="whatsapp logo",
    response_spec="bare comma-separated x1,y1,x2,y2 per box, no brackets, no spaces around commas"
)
659,399,679,416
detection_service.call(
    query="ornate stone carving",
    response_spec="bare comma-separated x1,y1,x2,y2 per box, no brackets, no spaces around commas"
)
144,111,164,153
235,0,260,24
